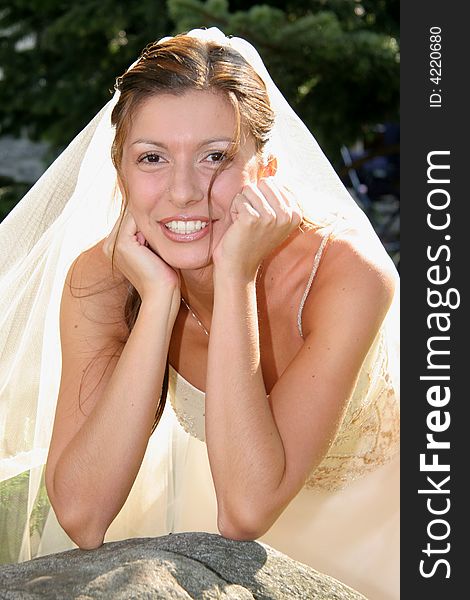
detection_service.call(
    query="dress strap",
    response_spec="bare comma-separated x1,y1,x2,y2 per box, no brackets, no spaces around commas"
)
297,227,334,338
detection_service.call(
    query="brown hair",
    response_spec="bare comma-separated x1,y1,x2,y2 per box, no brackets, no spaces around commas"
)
109,33,275,434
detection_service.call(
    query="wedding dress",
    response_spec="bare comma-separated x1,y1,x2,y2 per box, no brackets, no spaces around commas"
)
164,227,400,600
0,26,399,600
30,230,400,599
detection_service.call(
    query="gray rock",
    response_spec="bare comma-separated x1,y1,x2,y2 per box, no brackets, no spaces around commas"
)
0,532,367,599
0,136,48,184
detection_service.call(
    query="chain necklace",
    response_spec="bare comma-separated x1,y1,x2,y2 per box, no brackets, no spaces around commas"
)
181,296,210,336
180,264,264,338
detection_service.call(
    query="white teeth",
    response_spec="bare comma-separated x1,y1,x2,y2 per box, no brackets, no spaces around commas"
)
164,220,208,234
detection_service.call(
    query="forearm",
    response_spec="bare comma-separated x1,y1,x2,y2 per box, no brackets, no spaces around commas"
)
206,273,286,538
50,289,177,546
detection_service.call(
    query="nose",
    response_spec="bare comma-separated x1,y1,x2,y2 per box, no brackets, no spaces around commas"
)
167,160,205,208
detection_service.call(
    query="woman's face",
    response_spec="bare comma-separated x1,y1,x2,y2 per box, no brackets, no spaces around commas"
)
120,89,262,270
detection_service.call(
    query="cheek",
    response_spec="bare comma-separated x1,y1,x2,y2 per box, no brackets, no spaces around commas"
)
210,163,257,208
126,174,162,211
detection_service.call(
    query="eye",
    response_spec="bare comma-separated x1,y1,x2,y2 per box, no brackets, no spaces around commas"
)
205,151,227,163
138,152,165,164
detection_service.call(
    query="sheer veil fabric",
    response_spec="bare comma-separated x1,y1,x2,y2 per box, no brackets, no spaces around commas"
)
0,27,399,596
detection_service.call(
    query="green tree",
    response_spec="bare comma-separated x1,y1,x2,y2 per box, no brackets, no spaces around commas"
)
0,0,399,216
169,0,399,158
0,1,172,149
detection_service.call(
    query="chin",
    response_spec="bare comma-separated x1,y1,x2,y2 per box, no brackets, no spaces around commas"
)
149,243,213,272
172,256,213,271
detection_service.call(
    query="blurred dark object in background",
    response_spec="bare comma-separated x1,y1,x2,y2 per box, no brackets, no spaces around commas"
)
340,123,400,267
0,175,29,222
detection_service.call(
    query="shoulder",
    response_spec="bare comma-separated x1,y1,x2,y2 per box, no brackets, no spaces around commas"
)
61,239,130,343
67,239,124,288
300,219,397,338
327,220,397,297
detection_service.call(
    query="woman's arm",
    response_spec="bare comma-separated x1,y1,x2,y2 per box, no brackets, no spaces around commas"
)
207,183,396,539
45,234,179,550
206,272,284,538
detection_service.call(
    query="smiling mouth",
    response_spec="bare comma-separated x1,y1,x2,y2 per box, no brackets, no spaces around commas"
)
163,220,210,234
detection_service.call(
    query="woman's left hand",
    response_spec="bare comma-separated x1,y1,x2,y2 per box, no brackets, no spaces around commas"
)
212,177,302,281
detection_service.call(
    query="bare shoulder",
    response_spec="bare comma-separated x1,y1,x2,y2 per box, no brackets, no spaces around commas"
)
324,220,397,297
300,220,398,338
61,239,129,344
67,238,125,289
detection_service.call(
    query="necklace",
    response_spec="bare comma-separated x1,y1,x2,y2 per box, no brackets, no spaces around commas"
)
181,296,210,336
180,264,264,338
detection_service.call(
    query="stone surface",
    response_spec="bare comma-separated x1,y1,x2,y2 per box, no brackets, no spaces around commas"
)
0,532,367,599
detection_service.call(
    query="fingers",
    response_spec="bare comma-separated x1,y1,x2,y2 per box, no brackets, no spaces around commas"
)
230,193,261,222
241,183,277,221
103,211,147,259
259,178,303,227
136,231,148,246
239,177,302,230
119,210,139,238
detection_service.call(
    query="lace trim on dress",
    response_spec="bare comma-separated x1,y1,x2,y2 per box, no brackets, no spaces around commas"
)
168,327,400,492
304,330,400,491
168,366,205,441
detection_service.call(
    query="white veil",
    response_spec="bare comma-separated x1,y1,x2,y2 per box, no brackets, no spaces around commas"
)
0,27,399,563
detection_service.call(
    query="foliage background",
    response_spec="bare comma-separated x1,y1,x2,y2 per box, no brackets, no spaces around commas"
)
0,0,399,224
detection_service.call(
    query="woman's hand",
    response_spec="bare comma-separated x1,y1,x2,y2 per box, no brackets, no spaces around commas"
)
103,210,180,304
212,177,302,281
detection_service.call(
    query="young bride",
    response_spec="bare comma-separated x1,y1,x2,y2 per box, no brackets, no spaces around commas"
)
0,28,399,599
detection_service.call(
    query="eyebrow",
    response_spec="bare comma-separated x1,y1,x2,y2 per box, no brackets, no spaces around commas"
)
130,137,234,148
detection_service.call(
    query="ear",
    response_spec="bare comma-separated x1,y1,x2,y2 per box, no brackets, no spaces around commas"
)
257,155,278,180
